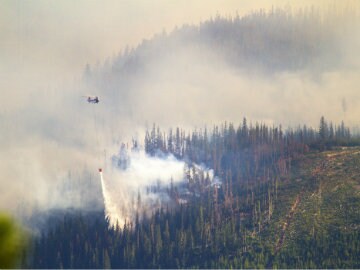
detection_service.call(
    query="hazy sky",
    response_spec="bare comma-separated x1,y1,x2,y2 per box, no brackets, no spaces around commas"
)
1,0,356,87
1,0,357,113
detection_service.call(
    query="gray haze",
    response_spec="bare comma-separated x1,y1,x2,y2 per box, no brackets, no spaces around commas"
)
0,1,360,216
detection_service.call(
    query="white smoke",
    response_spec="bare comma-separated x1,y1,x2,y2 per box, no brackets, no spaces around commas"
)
100,149,184,227
1,3,359,226
99,147,216,228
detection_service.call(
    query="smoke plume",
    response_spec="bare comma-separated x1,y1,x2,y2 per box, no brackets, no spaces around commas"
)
0,4,359,225
100,146,216,227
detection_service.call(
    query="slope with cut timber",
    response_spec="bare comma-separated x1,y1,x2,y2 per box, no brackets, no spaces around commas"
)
264,147,360,268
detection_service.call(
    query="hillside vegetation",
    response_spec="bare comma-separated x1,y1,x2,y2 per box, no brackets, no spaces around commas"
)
84,7,359,110
26,119,360,268
266,147,360,268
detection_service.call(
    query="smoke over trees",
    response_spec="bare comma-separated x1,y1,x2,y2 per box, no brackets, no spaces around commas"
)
27,118,360,268
2,3,359,267
0,4,359,222
82,6,360,131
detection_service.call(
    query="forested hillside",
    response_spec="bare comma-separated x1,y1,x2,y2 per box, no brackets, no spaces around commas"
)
25,118,360,268
89,7,349,76
3,2,360,269
84,7,357,110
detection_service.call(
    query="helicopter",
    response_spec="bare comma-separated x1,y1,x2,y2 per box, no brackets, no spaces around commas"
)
83,95,99,104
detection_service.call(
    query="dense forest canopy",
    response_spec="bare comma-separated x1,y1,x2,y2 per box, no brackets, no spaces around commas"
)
25,117,360,268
